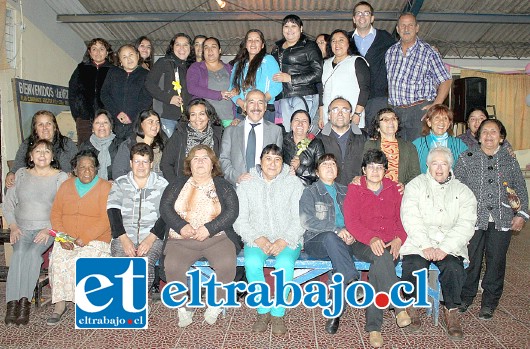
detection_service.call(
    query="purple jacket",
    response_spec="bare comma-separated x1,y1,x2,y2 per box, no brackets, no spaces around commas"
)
186,61,232,100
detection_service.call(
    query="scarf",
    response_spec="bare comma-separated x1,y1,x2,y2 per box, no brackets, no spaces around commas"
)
428,131,448,148
75,176,99,197
90,133,116,180
185,123,214,156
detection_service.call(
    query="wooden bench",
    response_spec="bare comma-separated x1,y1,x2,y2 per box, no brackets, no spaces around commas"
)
160,251,444,326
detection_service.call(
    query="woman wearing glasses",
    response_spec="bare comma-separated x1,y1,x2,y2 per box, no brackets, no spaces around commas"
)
343,149,411,348
364,108,420,185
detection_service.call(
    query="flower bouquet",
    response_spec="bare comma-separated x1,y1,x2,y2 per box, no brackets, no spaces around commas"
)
48,229,76,243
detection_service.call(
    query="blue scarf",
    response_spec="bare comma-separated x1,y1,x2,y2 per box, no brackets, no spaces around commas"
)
429,131,448,148
75,176,99,197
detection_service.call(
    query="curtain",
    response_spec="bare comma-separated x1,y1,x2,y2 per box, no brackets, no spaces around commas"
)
460,69,530,150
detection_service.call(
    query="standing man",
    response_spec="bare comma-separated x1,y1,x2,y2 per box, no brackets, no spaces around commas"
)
385,13,452,141
220,89,283,186
350,1,396,130
317,97,366,185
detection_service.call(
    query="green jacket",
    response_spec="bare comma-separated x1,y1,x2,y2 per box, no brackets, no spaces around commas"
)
363,138,420,185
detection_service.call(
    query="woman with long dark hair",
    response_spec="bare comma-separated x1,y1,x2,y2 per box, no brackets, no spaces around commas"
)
229,29,282,123
112,109,167,178
135,36,154,70
146,33,192,137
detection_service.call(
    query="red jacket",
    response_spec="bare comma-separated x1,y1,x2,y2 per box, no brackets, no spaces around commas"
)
344,177,407,245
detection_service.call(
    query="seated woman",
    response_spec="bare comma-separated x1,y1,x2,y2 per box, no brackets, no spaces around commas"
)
46,150,112,325
78,110,119,180
234,144,305,336
160,145,240,327
282,110,325,186
160,98,223,183
4,140,68,325
112,109,167,178
364,108,420,185
107,143,168,290
412,104,467,173
5,110,77,189
343,149,410,348
401,146,477,339
300,153,357,334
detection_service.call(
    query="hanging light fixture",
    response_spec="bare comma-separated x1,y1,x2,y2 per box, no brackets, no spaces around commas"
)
216,0,226,9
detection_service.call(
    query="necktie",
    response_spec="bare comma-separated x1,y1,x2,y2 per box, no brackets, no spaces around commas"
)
246,123,260,171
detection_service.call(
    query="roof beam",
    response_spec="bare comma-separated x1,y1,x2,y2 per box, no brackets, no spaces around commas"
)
57,11,530,24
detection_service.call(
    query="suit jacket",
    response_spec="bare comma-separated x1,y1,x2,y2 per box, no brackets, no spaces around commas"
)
220,120,283,186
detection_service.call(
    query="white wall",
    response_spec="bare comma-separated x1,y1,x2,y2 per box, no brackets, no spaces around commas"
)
1,0,84,179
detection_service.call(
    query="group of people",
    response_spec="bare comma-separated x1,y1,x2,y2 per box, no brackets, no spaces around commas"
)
2,1,529,348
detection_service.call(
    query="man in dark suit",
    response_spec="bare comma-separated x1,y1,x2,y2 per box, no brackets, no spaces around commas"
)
349,1,396,130
220,89,283,186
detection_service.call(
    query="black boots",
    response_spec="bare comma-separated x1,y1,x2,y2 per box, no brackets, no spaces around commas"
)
325,315,341,334
15,297,31,326
4,300,19,325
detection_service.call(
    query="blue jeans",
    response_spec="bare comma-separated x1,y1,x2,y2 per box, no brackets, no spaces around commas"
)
303,231,359,283
244,244,301,317
280,94,319,133
160,118,177,138
392,100,430,141
364,97,389,132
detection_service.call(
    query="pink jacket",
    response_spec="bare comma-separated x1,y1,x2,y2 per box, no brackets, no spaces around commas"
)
344,177,407,246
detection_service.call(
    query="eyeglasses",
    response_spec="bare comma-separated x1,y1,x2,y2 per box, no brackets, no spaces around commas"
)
330,107,351,115
132,160,150,165
354,11,371,17
379,117,398,123
365,164,386,172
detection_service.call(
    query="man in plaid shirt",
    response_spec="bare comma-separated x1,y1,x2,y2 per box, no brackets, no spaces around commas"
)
385,12,452,141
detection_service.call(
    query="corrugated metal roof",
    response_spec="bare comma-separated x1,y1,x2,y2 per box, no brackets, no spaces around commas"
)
46,0,530,59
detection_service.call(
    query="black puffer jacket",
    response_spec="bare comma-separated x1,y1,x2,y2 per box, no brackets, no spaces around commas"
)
271,35,323,99
69,61,114,120
282,133,325,186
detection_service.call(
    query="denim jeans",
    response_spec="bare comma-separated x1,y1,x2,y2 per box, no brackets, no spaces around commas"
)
280,94,319,133
401,254,466,309
391,100,430,141
364,97,389,132
161,118,177,138
461,223,512,310
303,231,358,283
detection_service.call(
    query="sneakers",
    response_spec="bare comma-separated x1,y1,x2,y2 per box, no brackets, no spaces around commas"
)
406,307,422,332
252,312,271,332
177,307,194,328
369,331,383,348
478,307,494,320
396,310,412,328
441,307,463,340
204,306,224,325
271,315,287,335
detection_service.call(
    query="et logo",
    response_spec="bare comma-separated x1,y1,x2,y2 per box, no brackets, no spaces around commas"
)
75,258,148,329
